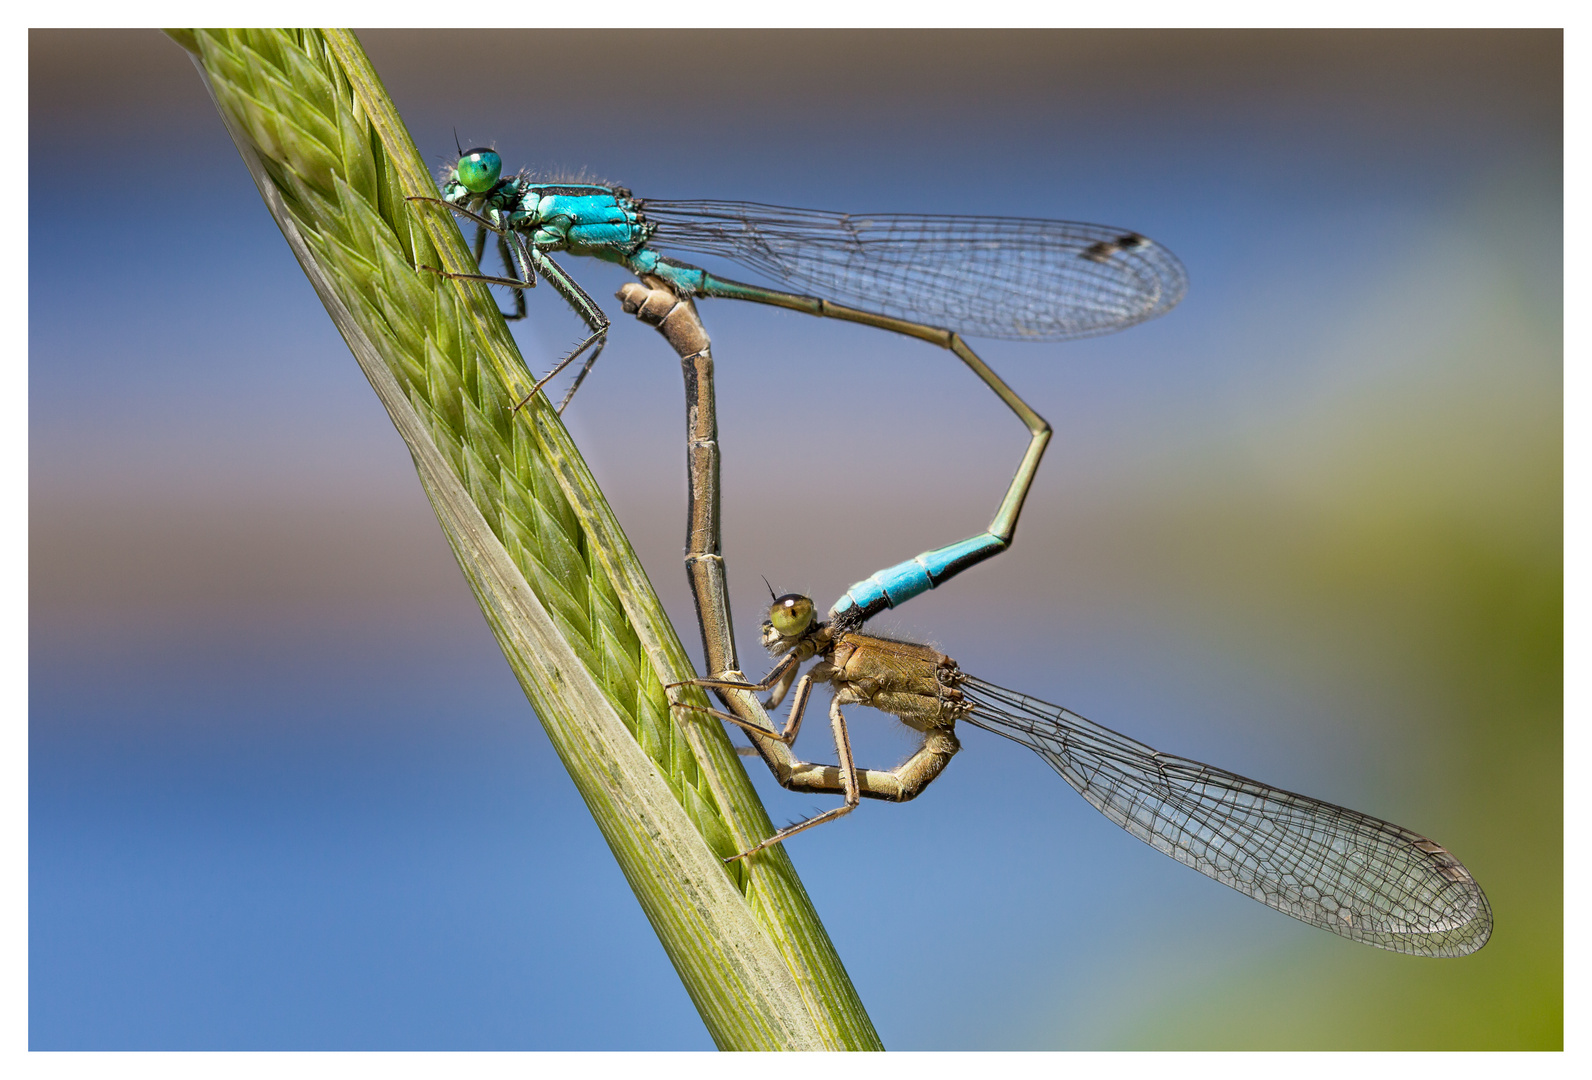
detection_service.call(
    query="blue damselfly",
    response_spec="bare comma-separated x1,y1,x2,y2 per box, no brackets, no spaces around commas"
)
409,147,1185,627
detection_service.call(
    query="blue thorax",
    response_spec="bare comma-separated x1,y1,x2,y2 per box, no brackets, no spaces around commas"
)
443,174,657,261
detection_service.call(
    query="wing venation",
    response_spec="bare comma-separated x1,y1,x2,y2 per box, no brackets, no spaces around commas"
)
960,677,1492,957
640,200,1187,341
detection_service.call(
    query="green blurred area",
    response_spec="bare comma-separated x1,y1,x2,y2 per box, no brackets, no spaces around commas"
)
1083,169,1560,1049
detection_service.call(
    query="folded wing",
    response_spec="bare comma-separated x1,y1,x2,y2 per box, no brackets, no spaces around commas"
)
960,677,1492,957
640,200,1187,342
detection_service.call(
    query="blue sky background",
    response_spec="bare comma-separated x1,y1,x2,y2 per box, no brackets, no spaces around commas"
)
30,30,1560,1049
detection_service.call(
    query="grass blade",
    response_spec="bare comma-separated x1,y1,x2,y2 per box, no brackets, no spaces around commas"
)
166,26,880,1051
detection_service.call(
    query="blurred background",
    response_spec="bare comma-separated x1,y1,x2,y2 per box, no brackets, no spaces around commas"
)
30,30,1560,1049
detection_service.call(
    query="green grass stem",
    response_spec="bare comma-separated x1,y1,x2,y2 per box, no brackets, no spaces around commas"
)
165,27,879,1051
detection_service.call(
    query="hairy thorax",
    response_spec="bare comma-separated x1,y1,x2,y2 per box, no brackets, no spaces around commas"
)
822,633,971,732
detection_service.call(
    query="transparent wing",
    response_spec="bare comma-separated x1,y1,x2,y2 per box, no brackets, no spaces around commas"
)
638,200,1187,341
960,677,1492,957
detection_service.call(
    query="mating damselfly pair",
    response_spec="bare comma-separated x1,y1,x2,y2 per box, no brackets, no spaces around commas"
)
411,146,1492,958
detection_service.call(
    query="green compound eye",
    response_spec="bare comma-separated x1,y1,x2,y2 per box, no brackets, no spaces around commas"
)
768,594,815,637
456,148,502,193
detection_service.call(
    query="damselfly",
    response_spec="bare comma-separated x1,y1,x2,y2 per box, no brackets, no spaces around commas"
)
409,147,1185,625
675,592,1492,958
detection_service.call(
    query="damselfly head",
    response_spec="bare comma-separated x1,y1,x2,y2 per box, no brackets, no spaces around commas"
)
455,147,503,194
767,593,815,639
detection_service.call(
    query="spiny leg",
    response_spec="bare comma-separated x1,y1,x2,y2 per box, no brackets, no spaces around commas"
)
763,664,801,712
409,193,539,298
670,683,958,812
521,251,610,414
407,194,521,246
495,234,527,321
730,697,861,861
553,342,604,412
681,662,800,715
759,723,960,808
669,648,804,700
408,195,609,414
463,224,529,322
671,669,815,747
669,698,779,738
424,266,534,290
409,196,539,295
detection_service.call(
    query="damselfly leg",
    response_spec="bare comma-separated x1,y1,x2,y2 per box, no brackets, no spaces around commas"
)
415,146,1180,609
406,193,609,413
622,281,1491,957
468,223,526,322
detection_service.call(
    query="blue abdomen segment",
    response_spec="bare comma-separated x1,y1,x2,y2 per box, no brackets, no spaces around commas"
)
829,532,1007,623
625,250,709,292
